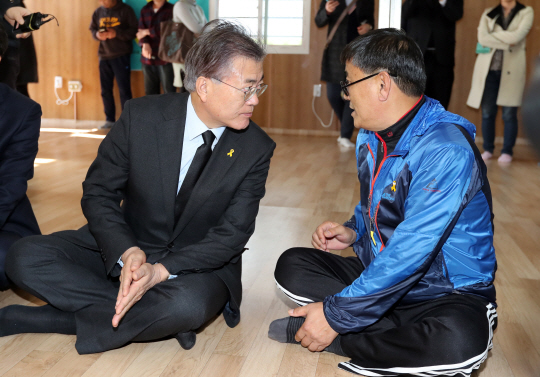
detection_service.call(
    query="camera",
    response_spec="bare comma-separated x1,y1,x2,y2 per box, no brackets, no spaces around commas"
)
13,12,58,35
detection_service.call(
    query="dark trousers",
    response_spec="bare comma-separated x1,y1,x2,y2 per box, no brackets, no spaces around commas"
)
6,234,229,354
0,230,21,290
142,63,175,96
99,54,133,122
424,50,454,110
481,70,519,156
275,248,497,377
0,47,20,89
326,82,354,140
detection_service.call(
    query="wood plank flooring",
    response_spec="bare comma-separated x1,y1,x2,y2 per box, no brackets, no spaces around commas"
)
1,126,539,377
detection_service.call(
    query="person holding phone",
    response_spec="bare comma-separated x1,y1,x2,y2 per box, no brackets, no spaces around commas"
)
90,0,138,129
315,0,374,149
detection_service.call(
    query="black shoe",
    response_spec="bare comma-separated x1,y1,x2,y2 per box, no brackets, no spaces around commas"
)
175,331,196,350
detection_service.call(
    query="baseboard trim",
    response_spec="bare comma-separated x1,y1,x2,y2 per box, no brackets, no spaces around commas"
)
262,127,340,137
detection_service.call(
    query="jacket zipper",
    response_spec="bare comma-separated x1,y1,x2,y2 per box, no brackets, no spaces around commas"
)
367,134,397,251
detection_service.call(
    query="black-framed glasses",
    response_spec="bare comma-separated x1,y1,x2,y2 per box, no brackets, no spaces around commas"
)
340,73,379,97
212,78,268,102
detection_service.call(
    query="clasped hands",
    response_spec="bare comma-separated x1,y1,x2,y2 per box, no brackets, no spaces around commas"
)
112,246,170,327
286,221,356,352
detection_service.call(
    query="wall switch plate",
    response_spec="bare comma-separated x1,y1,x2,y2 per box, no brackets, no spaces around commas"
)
68,81,82,92
54,76,63,89
313,84,322,97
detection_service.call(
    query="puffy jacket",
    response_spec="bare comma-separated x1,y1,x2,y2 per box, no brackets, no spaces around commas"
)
323,97,497,334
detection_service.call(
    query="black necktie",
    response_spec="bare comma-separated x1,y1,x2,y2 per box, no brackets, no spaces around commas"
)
174,130,216,225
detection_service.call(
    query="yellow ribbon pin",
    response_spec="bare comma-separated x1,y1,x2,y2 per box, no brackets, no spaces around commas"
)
227,149,234,157
391,181,396,192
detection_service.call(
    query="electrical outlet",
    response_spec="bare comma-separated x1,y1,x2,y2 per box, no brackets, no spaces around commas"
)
68,81,82,92
54,76,63,89
313,84,322,97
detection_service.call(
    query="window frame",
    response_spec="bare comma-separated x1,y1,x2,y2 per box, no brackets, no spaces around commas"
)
208,0,311,55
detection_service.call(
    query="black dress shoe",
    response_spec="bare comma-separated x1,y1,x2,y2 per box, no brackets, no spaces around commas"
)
175,331,196,350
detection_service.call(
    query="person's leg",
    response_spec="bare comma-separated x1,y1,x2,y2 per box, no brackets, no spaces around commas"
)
0,47,20,89
0,230,21,290
1,234,118,338
326,83,345,122
274,247,365,304
74,271,229,354
110,54,133,111
427,61,454,110
423,51,437,102
339,294,497,377
326,83,355,145
6,234,118,310
99,58,116,122
16,83,29,97
271,248,365,355
142,64,161,95
158,63,176,94
501,106,519,156
481,71,501,155
341,104,355,140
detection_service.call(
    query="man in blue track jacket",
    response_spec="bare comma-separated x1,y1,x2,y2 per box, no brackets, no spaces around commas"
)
269,29,497,377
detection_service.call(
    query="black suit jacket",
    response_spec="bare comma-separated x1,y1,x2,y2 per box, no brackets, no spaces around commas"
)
0,83,40,238
402,0,463,66
56,93,276,323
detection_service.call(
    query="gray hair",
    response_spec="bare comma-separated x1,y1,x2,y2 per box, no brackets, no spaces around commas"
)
341,28,426,97
184,20,266,92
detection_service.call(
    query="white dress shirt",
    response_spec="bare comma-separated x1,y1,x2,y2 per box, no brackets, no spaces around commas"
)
177,95,225,192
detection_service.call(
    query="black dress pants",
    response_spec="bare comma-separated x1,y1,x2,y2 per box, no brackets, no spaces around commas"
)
7,234,229,354
274,248,497,377
99,54,133,122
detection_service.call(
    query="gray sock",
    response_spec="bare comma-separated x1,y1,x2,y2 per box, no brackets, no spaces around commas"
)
268,316,345,356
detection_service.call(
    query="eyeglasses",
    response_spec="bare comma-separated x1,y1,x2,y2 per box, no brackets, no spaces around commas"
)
340,72,397,97
212,78,268,102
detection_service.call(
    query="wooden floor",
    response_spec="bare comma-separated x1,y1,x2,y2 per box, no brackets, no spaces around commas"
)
0,125,539,377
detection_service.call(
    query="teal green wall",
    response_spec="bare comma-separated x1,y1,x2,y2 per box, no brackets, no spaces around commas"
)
123,0,209,70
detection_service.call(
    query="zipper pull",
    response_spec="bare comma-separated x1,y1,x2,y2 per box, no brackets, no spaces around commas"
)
391,181,396,192
370,230,377,246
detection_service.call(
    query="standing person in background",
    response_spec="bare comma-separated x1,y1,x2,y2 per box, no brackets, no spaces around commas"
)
172,0,207,93
15,0,38,98
90,0,138,130
467,0,533,164
315,0,374,149
137,0,175,95
402,0,463,110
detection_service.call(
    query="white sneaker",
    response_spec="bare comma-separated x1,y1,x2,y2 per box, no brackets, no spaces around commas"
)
481,151,493,161
337,137,355,148
498,153,513,164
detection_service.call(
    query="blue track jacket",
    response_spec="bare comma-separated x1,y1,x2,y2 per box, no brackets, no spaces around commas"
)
323,97,497,334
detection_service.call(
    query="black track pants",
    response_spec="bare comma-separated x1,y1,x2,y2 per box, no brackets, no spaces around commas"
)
274,248,497,377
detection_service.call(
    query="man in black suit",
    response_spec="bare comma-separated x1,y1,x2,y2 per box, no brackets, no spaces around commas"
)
0,22,40,290
3,20,275,354
402,0,463,109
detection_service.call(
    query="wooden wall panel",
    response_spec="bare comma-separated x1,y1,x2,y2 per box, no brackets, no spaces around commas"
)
25,0,104,121
25,0,540,139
